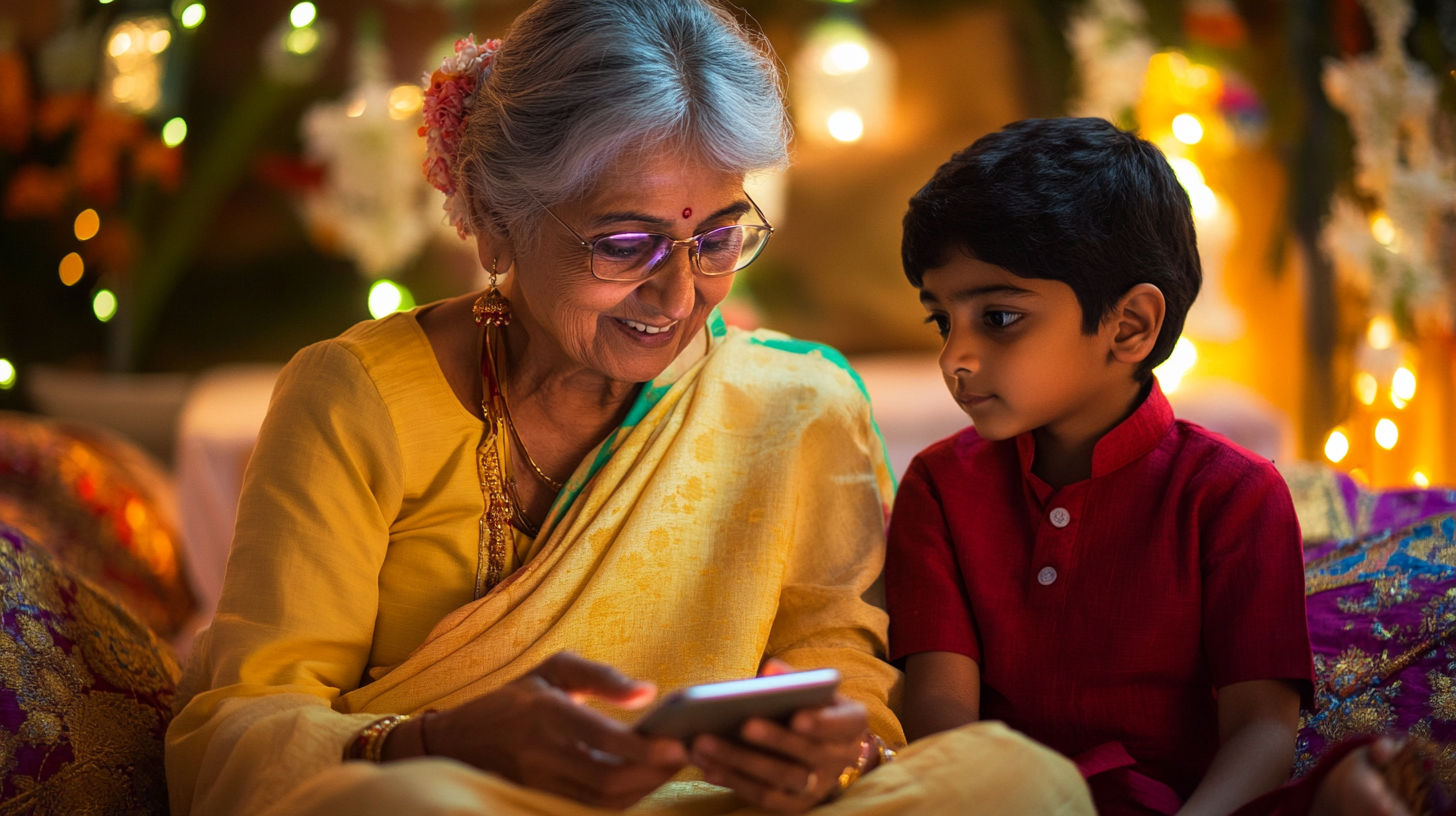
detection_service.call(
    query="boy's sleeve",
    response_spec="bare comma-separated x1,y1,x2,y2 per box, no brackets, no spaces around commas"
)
884,455,981,664
1200,456,1316,707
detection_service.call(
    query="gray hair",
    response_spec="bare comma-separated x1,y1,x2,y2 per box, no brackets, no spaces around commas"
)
456,0,791,243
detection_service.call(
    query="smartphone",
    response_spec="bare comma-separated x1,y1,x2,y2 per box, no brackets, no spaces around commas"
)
634,668,841,741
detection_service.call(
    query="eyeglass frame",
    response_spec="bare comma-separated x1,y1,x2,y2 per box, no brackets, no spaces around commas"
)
531,192,776,282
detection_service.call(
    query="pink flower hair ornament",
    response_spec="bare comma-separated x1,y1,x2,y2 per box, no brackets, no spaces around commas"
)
420,35,502,239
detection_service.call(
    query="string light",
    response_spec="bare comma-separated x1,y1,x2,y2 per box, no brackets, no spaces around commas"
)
285,26,320,55
1366,315,1396,350
1324,429,1350,464
1375,418,1399,450
179,4,206,29
92,289,118,322
1370,212,1396,246
1154,336,1198,393
162,117,188,147
821,42,870,75
289,2,317,28
387,85,424,120
74,209,100,241
103,16,172,115
1392,367,1416,402
1413,471,1431,489
827,109,865,143
0,359,14,390
368,280,415,319
1171,113,1204,144
59,253,85,286
1354,371,1378,405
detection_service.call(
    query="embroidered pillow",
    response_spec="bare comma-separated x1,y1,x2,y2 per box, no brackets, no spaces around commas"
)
0,521,180,812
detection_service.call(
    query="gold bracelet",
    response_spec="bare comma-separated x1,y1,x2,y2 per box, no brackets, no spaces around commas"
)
344,714,412,763
869,732,897,766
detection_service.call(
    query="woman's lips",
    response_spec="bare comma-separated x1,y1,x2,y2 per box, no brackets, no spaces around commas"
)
612,316,678,346
956,392,994,409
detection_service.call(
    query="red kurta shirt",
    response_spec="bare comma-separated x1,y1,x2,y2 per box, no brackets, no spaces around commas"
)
885,381,1315,811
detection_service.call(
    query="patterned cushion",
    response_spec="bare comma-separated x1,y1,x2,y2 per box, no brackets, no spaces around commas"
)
0,520,179,813
0,411,195,637
1298,513,1456,786
1282,460,1456,545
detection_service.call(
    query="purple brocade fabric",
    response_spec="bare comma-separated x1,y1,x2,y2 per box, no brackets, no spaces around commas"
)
1298,513,1456,786
0,521,179,813
0,411,195,637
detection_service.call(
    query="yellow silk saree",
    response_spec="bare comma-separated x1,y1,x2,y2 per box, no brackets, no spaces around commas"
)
165,311,1090,816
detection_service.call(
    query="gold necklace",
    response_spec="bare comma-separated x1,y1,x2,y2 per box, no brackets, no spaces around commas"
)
471,268,563,597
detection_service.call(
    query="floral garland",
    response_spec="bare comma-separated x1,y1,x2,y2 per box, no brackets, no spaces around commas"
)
420,35,502,239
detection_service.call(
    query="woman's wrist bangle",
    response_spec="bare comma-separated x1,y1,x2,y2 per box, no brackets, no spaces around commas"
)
344,714,412,763
868,732,897,768
834,731,890,796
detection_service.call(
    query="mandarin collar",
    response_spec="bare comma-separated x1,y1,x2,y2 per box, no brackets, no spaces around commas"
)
1014,378,1175,490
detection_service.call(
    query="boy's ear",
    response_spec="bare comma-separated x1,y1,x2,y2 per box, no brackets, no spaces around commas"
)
1107,283,1166,367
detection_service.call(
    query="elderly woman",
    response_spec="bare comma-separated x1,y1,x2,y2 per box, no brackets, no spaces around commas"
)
164,2,1092,814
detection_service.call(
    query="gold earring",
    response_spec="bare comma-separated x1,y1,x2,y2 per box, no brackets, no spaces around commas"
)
473,258,512,327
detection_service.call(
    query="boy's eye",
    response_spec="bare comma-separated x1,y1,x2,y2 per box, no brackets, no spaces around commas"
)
984,311,1022,329
924,314,949,338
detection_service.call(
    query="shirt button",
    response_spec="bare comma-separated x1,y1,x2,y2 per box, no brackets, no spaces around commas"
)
1049,507,1071,528
1037,566,1058,586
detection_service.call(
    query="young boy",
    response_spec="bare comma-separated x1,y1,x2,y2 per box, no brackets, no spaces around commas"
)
884,118,1316,816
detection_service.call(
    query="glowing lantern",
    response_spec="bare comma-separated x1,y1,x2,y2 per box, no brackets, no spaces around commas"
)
793,15,895,146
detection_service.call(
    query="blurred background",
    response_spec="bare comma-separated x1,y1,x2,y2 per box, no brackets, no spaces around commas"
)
0,0,1454,632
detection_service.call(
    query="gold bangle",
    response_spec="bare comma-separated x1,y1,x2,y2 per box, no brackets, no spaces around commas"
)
344,714,412,763
869,732,897,766
834,733,877,795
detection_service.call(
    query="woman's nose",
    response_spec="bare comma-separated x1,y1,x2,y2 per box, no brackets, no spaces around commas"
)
634,248,696,321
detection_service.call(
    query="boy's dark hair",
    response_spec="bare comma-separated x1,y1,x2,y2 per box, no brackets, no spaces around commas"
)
902,117,1202,379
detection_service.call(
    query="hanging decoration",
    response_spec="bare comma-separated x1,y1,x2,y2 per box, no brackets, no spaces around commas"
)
792,8,895,146
297,19,436,313
100,14,173,116
1065,0,1155,128
1319,0,1455,487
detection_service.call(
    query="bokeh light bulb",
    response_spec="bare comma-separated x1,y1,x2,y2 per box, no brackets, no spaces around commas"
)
1370,213,1396,246
368,280,414,319
821,42,870,75
1154,336,1198,393
387,85,423,120
1366,315,1396,350
162,117,187,147
59,252,85,286
1171,114,1204,145
285,26,320,55
1375,418,1399,450
1168,158,1205,190
0,359,14,390
1324,429,1349,464
93,289,118,323
827,109,864,143
1413,471,1431,489
180,4,206,29
1354,372,1377,406
1392,367,1416,402
74,209,100,241
289,2,316,28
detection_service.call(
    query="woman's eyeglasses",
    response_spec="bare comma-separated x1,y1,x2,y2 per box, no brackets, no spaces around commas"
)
537,195,774,283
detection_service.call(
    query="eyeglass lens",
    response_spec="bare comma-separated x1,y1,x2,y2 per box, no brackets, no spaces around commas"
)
591,225,771,281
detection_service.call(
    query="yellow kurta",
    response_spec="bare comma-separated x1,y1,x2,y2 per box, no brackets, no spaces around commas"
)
165,310,1092,816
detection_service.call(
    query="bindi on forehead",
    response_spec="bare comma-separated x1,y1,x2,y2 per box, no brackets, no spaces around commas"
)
682,207,693,219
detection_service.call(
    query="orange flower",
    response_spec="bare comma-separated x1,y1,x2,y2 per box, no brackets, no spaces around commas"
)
89,220,136,280
0,52,31,153
133,140,182,191
3,164,70,219
72,108,142,206
36,94,92,140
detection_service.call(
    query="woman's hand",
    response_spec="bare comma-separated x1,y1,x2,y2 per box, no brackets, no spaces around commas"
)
1310,739,1412,816
690,659,870,814
383,651,688,809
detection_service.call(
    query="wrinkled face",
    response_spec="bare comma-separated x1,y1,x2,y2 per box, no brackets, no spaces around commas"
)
919,253,1123,441
508,151,754,384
